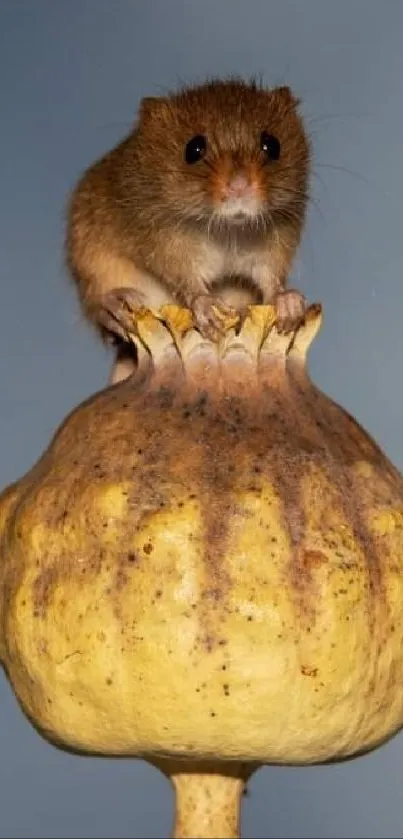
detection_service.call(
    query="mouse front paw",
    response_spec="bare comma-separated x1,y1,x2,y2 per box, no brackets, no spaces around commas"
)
94,288,147,343
191,293,239,341
273,289,307,334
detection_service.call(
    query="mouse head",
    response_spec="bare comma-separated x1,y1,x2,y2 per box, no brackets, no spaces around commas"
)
132,78,310,235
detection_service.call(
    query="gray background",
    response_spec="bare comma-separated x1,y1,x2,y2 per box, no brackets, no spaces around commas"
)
1,1,403,836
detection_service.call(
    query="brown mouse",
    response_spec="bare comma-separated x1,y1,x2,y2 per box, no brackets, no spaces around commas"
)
66,77,310,383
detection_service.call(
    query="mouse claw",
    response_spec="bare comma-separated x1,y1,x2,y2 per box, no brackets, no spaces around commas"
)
94,288,147,342
273,289,307,334
191,293,239,341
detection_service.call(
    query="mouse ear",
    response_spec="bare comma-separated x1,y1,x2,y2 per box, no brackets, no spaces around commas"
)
139,96,170,122
276,86,301,107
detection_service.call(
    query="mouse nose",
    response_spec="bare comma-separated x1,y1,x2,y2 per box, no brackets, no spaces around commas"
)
226,173,252,198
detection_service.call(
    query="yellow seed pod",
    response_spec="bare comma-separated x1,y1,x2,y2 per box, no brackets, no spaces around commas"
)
1,304,403,838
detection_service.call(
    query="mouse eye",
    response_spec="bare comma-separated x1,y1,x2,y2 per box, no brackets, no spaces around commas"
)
260,132,280,161
185,135,207,164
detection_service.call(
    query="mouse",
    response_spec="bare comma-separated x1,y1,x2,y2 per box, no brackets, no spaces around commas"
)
66,77,310,383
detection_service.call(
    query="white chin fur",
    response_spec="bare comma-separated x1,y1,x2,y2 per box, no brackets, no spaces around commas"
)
217,197,261,219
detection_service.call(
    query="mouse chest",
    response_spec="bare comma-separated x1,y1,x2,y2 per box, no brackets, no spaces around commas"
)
198,238,275,291
224,248,261,275
212,244,268,284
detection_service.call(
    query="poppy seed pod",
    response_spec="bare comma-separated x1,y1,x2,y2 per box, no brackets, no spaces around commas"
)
1,304,403,838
